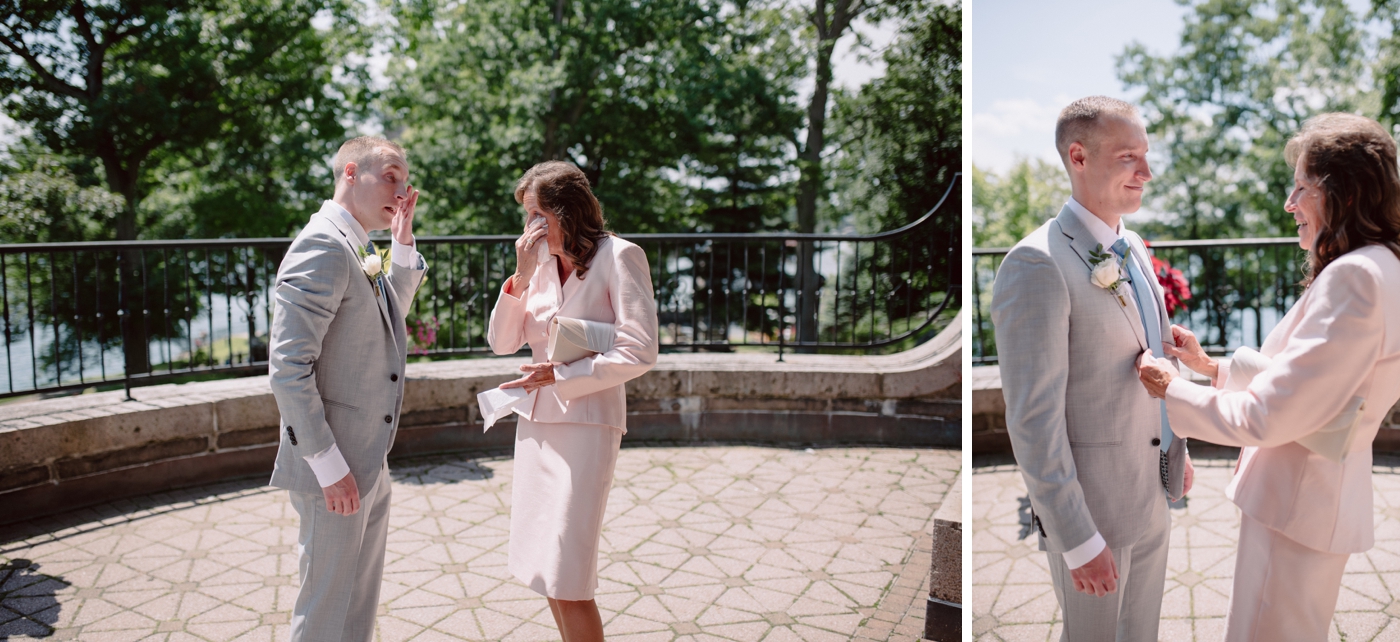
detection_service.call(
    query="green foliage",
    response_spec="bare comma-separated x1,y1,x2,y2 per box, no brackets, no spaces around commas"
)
971,158,1069,247
382,0,807,235
827,1,960,234
0,0,365,241
1117,0,1384,239
0,149,124,243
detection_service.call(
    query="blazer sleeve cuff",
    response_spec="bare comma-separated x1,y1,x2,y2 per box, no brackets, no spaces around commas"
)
304,443,350,487
1062,531,1106,570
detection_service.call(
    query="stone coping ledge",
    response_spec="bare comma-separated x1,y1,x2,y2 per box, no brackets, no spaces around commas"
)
0,314,960,525
972,362,1400,455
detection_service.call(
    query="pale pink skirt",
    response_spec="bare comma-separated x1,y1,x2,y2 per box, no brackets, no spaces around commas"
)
1225,512,1350,641
508,417,622,601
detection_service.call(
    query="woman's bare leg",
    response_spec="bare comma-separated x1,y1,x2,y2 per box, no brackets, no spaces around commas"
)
554,598,604,642
546,598,568,640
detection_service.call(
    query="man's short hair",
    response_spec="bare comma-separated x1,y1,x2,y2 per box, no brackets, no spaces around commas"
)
1055,96,1141,166
333,136,407,186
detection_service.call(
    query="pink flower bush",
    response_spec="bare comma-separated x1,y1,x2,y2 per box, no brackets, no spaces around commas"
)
408,315,439,356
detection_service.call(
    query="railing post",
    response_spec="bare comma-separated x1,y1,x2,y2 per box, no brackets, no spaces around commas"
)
117,251,132,401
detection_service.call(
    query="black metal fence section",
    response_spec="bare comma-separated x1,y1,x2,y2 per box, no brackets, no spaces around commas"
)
0,177,958,399
972,237,1305,365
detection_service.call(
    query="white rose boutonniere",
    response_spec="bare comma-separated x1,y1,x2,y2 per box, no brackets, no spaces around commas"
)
356,244,388,297
1087,244,1128,307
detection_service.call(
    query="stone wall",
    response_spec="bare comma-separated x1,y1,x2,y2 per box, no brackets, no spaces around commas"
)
972,364,1400,455
0,315,960,525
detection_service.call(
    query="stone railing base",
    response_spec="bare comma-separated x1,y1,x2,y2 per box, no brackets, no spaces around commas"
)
925,469,962,640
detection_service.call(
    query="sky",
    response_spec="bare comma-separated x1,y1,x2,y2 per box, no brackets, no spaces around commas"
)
968,0,1190,173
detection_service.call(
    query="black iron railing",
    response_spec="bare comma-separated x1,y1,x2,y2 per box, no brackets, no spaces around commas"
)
0,176,958,399
972,237,1305,364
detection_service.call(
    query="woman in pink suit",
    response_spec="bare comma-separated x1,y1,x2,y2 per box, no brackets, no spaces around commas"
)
488,161,658,642
1138,113,1400,641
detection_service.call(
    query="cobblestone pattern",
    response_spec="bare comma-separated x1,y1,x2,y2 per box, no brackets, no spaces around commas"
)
0,445,957,641
973,456,1400,641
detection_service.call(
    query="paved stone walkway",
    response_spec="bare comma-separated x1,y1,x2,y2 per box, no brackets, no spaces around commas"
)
973,453,1400,641
0,445,956,641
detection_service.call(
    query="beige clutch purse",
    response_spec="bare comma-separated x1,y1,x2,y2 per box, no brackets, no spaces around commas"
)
547,317,615,364
1224,346,1364,463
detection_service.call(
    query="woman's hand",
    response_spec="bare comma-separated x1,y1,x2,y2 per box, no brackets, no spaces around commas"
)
509,216,548,294
1161,324,1218,379
1137,351,1180,399
499,362,556,392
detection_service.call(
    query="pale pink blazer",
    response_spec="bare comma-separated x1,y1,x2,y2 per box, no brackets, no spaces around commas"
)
1165,244,1400,553
487,235,659,433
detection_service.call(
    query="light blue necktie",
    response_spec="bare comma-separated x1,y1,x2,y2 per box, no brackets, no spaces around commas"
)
1111,237,1173,453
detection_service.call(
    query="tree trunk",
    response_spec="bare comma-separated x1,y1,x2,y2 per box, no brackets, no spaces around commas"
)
794,10,841,347
102,152,151,375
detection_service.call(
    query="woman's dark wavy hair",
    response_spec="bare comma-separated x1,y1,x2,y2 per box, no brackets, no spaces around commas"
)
1284,112,1400,287
514,161,614,280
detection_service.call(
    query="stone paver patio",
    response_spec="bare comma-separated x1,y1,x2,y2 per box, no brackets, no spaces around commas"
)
0,444,956,641
973,453,1400,641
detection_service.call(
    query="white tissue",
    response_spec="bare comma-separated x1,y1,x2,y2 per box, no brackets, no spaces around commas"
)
476,386,537,432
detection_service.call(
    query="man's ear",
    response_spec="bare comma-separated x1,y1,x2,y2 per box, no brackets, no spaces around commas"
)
343,161,358,184
1067,141,1088,173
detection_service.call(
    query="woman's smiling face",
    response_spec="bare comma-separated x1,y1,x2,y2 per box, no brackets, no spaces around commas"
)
1285,155,1326,251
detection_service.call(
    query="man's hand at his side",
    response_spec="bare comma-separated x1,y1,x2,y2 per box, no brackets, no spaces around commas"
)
323,472,361,516
1070,546,1119,597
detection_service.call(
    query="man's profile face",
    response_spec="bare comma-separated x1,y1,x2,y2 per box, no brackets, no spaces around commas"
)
344,148,410,231
1071,115,1152,217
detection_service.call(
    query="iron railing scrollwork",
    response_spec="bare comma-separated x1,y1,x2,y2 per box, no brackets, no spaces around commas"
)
0,176,959,399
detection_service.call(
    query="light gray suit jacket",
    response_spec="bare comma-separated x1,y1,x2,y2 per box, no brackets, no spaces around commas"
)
991,205,1186,554
268,207,427,497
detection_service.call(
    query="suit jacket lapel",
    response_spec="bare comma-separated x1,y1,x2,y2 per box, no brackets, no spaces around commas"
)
314,209,398,346
1054,205,1147,350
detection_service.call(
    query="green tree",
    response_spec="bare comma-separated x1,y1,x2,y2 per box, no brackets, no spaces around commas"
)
827,0,960,234
970,158,1068,248
382,0,806,236
0,0,364,242
1117,0,1373,239
0,149,125,243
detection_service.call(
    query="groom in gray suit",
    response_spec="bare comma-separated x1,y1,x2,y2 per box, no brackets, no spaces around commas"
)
991,97,1193,641
268,136,426,642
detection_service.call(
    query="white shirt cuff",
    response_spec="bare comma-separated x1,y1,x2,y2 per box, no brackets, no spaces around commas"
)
391,238,419,268
303,443,351,488
1062,531,1107,570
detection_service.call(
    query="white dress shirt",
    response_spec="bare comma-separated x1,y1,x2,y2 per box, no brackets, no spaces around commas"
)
303,199,421,488
1057,197,1164,569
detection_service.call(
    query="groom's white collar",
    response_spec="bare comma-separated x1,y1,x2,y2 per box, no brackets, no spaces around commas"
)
318,200,370,249
1066,197,1125,252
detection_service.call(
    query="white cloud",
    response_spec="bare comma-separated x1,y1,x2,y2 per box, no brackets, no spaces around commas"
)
966,96,1070,172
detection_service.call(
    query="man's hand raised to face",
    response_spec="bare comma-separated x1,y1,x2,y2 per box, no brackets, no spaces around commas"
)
391,186,419,246
1070,546,1119,597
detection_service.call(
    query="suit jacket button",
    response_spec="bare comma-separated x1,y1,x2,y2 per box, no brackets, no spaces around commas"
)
1151,437,1161,447
286,426,298,446
384,415,393,424
390,373,399,382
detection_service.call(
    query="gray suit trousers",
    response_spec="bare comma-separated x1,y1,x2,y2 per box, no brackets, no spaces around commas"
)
1047,489,1170,642
288,465,391,642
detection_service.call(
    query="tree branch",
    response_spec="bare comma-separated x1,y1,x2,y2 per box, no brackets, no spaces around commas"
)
0,30,87,101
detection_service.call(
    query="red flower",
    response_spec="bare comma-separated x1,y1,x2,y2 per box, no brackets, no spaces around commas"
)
1144,241,1191,316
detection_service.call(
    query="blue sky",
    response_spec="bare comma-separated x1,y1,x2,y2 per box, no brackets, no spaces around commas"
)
968,0,1189,172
